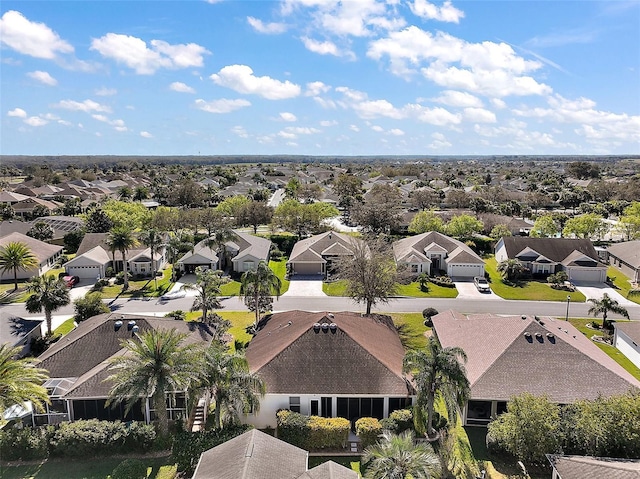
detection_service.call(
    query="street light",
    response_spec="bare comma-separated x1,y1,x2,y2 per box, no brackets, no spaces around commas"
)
565,295,571,321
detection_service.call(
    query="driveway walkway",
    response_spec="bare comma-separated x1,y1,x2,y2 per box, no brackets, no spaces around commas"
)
454,281,500,300
282,276,326,297
574,282,637,308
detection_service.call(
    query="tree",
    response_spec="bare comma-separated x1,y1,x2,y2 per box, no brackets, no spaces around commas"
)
587,293,629,330
240,261,282,332
351,184,403,234
237,201,273,233
0,241,38,290
445,214,483,239
199,344,265,430
117,185,133,201
133,186,150,202
107,227,139,290
27,221,54,242
102,200,151,231
61,197,82,216
408,210,445,234
272,199,338,238
497,259,526,282
362,430,441,479
216,195,251,219
106,328,204,436
446,189,470,209
63,229,85,254
562,213,608,240
85,208,114,233
181,267,228,324
410,188,439,211
139,228,164,289
74,292,110,322
25,275,70,336
617,202,640,240
168,179,206,208
0,344,50,413
530,215,559,238
403,336,469,438
333,173,363,213
205,226,235,271
488,393,561,464
489,224,512,241
335,239,400,315
0,203,15,220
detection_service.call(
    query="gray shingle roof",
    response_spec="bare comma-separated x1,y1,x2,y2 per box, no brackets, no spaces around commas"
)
615,321,640,344
500,237,600,263
608,241,640,269
0,232,62,265
0,312,41,348
547,455,640,479
288,232,361,264
393,231,483,265
298,461,359,479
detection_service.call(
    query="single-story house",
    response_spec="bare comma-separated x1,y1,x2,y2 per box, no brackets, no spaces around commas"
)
393,231,485,279
0,232,63,281
11,197,60,218
287,232,363,277
193,429,358,479
432,311,640,427
178,241,218,274
495,237,607,283
547,454,640,479
244,311,415,429
34,313,214,426
607,241,640,283
0,311,42,357
614,321,640,370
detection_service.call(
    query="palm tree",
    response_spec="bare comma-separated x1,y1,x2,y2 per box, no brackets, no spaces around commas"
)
199,344,265,430
181,267,227,324
362,430,441,479
206,227,235,271
107,227,139,289
240,261,282,332
106,328,204,436
496,259,526,282
25,275,71,336
139,228,164,289
587,293,629,330
403,336,470,439
0,344,50,413
0,241,38,290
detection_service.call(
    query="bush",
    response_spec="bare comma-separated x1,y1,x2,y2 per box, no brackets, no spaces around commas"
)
114,271,132,285
308,416,350,450
105,266,115,278
276,410,309,448
165,310,186,321
270,246,284,260
111,458,147,479
429,276,455,288
91,278,110,292
267,234,297,256
0,426,51,461
74,292,110,322
355,417,382,448
380,409,414,434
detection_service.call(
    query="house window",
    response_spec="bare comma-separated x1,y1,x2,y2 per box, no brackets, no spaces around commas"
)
411,264,418,273
289,397,301,413
389,397,411,414
321,397,332,418
243,261,255,271
466,400,492,425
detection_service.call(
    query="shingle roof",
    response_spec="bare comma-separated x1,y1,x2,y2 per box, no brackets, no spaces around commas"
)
76,233,150,262
0,312,41,348
547,455,640,479
298,461,359,479
608,241,640,269
246,311,411,395
288,232,361,264
230,231,271,262
392,231,483,265
0,232,62,264
179,240,218,264
615,321,640,344
500,237,600,263
193,429,309,479
432,311,640,403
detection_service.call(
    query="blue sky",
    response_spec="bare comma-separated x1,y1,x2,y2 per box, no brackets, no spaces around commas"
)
1,0,638,156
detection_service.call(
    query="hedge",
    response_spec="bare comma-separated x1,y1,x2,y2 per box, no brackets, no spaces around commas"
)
276,410,349,450
380,409,414,434
355,417,382,448
111,458,147,479
276,410,309,448
0,426,51,461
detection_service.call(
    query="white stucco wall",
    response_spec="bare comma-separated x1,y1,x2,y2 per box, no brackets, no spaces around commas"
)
615,330,640,370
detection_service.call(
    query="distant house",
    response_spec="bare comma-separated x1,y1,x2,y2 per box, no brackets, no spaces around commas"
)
607,241,640,283
34,313,214,426
495,237,606,283
613,321,640,370
432,311,640,426
0,312,42,357
393,231,485,279
193,429,358,479
11,197,60,218
0,232,63,281
244,311,414,429
287,231,363,277
547,454,640,479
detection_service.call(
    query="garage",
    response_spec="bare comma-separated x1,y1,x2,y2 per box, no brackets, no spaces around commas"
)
289,262,323,276
66,265,102,280
63,246,109,279
448,263,485,279
564,267,606,283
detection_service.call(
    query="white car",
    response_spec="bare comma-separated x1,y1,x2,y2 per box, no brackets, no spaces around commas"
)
160,290,186,300
473,276,491,293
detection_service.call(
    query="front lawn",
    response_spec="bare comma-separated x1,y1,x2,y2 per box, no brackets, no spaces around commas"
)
485,258,586,302
269,258,290,295
607,266,640,305
323,280,458,298
389,312,430,350
98,267,174,299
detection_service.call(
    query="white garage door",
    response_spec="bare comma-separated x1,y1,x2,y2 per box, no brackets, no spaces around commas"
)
66,265,101,279
566,268,606,283
449,264,484,279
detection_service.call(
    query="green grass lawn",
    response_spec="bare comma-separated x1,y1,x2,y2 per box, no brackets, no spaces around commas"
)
389,312,430,350
323,280,458,298
0,456,177,479
53,317,76,336
99,267,174,299
269,258,290,295
485,258,586,302
607,266,640,305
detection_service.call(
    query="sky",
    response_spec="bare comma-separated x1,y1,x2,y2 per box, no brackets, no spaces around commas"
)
1,0,639,157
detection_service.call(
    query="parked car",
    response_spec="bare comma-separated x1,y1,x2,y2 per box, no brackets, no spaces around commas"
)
160,290,186,301
63,275,80,288
473,276,491,293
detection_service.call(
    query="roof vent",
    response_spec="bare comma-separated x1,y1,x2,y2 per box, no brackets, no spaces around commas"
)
327,313,334,319
287,320,292,326
521,315,527,320
524,332,531,338
535,332,542,338
313,323,321,333
321,323,329,333
114,320,123,331
127,320,136,331
131,325,139,334
329,323,337,333
546,333,555,339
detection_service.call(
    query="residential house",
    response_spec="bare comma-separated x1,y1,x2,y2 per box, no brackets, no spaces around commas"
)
495,237,607,282
244,311,414,429
34,313,214,426
393,231,485,279
287,231,362,277
546,454,640,479
193,429,358,479
0,232,63,281
11,197,60,218
0,311,42,357
613,321,640,370
432,311,640,426
607,241,640,283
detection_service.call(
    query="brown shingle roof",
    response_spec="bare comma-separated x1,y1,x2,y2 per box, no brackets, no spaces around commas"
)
298,461,359,479
76,232,149,262
393,231,483,265
288,232,361,264
500,237,600,263
246,311,411,395
0,232,62,264
547,455,640,479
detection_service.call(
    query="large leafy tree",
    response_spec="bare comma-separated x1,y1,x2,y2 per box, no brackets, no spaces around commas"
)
240,261,281,333
351,184,403,234
25,275,71,336
0,344,50,413
272,199,338,238
362,430,441,479
403,336,469,438
107,328,204,436
27,222,54,242
181,267,228,324
562,213,608,240
0,241,38,290
107,226,139,289
445,214,483,239
530,215,559,238
237,201,274,233
408,210,445,234
587,293,629,331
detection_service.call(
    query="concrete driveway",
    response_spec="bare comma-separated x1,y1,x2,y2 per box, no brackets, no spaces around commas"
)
454,280,499,300
574,282,637,307
282,275,326,297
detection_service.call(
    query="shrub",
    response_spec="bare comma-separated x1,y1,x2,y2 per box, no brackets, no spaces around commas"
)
429,276,456,288
111,458,147,479
91,278,110,292
74,292,110,322
267,234,297,256
114,271,132,285
308,416,350,450
276,410,309,448
105,266,115,278
270,246,284,260
0,426,50,461
356,417,383,448
380,409,414,434
165,310,186,321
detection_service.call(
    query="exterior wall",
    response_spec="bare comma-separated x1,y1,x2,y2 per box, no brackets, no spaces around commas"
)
563,266,606,283
447,263,484,278
232,254,263,273
608,255,639,283
289,262,323,275
403,262,430,275
494,241,508,262
0,251,61,281
614,330,640,370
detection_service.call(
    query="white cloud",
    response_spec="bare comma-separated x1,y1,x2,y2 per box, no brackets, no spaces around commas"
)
91,114,128,131
429,132,452,149
349,124,360,132
283,126,321,135
170,81,196,93
301,37,341,56
491,98,507,109
410,0,464,23
95,87,117,96
231,126,249,138
54,99,112,113
279,112,297,122
463,107,496,123
389,128,405,136
432,90,482,108
305,81,331,97
90,33,210,74
320,120,338,127
140,131,153,138
27,70,57,86
414,105,461,125
247,17,288,34
24,116,48,127
371,125,384,132
195,98,251,113
7,108,27,118
210,65,301,99
0,10,74,59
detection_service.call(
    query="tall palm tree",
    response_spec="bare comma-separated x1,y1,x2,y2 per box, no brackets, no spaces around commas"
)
139,228,164,289
199,344,265,430
107,227,139,289
181,267,227,324
106,328,204,436
403,336,469,439
362,430,441,479
587,293,629,330
25,275,71,336
206,227,235,271
240,261,282,332
0,344,50,413
0,241,38,290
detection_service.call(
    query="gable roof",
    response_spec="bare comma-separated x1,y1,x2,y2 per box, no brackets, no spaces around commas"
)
0,312,41,349
499,237,600,263
0,232,62,264
76,232,150,262
547,455,640,479
246,311,411,396
608,241,640,268
432,311,640,403
229,231,271,262
65,246,110,267
298,461,359,479
288,232,361,264
615,321,640,344
392,231,483,265
179,240,218,264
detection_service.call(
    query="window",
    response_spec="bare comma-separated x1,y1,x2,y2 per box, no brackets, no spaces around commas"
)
243,261,255,271
311,400,319,416
289,396,301,413
321,397,332,418
389,397,411,414
411,264,418,273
